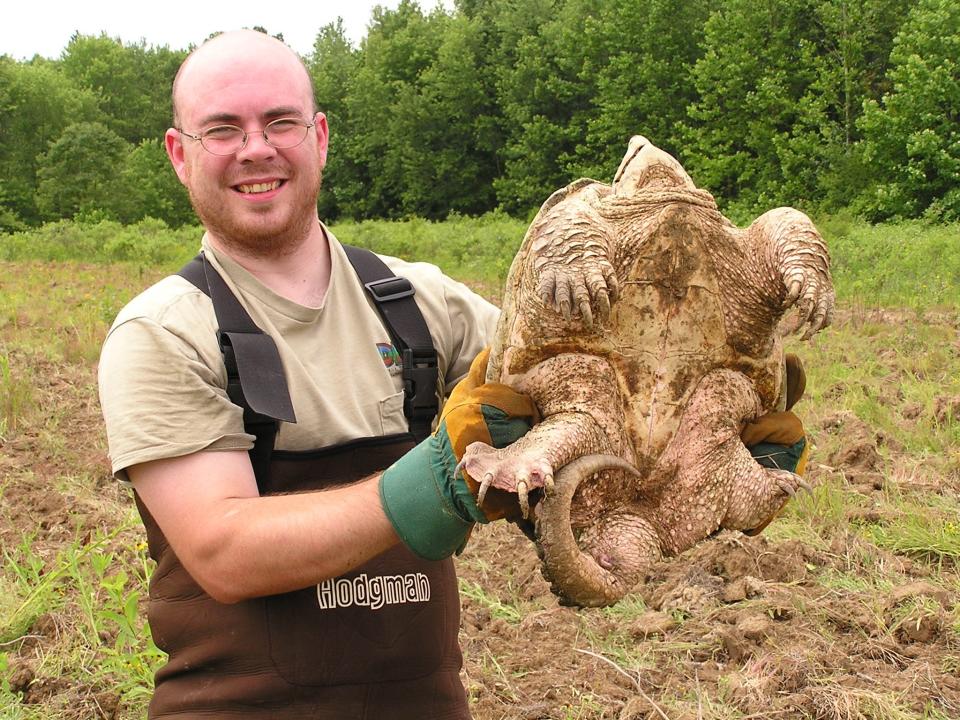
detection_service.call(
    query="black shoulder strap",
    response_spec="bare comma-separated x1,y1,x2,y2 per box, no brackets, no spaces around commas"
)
341,244,439,442
178,254,296,489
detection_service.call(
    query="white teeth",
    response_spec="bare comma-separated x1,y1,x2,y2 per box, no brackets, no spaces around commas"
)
238,180,281,194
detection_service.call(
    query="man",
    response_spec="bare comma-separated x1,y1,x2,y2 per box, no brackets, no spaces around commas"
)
98,29,531,719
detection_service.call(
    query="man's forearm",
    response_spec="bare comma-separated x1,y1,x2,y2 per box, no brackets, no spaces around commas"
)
130,451,400,604
199,477,400,603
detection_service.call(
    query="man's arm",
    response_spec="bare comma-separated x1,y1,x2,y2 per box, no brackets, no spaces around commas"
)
129,450,399,604
130,349,538,605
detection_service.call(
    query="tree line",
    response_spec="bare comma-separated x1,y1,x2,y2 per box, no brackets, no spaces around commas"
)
1,0,957,233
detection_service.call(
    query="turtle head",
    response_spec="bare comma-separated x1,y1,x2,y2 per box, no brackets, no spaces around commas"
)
612,136,697,196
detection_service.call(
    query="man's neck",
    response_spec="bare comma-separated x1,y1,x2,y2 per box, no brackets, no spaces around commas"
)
208,224,333,308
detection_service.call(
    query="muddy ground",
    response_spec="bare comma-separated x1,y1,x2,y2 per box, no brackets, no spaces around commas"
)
1,267,958,719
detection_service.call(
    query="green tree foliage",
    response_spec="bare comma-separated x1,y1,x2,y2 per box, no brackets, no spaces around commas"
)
390,12,500,216
59,33,186,144
576,0,711,179
337,1,500,219
35,122,131,220
794,0,912,209
856,0,960,220
491,0,601,212
683,0,831,216
337,1,443,217
116,139,195,226
683,0,912,220
0,1,957,226
308,19,360,220
0,56,101,225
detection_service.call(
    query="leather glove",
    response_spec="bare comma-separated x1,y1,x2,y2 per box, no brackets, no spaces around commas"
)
741,352,809,475
742,410,809,475
379,349,538,560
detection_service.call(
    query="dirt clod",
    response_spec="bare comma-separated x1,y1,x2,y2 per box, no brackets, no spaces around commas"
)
933,395,960,425
93,691,121,720
7,661,35,694
830,442,882,473
735,613,775,642
896,610,943,643
888,581,951,609
721,575,765,603
628,610,677,638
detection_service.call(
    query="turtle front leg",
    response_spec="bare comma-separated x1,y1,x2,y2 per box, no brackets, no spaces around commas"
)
526,187,620,328
751,208,835,339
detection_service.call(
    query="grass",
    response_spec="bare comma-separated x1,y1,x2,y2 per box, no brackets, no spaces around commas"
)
0,352,34,439
0,519,161,716
868,513,960,564
4,214,959,307
458,577,527,624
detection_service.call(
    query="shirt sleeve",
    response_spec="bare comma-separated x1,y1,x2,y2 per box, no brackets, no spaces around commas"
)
436,273,500,392
98,311,253,481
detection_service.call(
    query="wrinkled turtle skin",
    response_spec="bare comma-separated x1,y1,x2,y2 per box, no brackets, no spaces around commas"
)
460,136,834,607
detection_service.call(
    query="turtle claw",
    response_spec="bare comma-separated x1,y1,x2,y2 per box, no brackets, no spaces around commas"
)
578,297,593,328
544,471,555,493
780,272,835,340
777,478,797,497
477,472,494,508
783,278,803,307
517,480,530,518
776,472,813,499
536,259,619,329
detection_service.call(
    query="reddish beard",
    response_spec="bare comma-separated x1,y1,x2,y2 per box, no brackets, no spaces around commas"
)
189,169,323,259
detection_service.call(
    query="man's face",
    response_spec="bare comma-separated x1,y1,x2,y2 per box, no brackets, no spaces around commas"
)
166,40,328,257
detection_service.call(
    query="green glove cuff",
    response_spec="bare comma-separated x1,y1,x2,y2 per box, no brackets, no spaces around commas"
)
379,427,483,561
749,437,807,473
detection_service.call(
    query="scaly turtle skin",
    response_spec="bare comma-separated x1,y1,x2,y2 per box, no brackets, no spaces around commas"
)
460,136,834,607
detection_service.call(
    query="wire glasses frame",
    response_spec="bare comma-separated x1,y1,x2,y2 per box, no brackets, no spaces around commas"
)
178,118,316,155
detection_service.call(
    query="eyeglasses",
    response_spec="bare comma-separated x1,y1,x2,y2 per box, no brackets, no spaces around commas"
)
178,118,315,155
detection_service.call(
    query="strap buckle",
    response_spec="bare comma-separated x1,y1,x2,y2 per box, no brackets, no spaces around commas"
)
364,276,416,302
402,348,439,422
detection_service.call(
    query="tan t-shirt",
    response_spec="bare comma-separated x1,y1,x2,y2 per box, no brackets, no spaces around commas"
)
98,229,499,480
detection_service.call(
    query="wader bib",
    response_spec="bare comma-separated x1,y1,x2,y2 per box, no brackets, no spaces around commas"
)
133,251,469,719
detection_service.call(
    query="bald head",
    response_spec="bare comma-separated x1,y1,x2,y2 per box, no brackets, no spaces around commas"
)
172,30,316,127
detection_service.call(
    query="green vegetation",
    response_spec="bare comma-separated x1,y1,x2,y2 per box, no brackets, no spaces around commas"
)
826,218,960,310
4,214,959,309
2,0,959,229
0,522,163,715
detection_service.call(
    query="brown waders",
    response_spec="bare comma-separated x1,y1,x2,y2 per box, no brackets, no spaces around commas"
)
135,434,470,719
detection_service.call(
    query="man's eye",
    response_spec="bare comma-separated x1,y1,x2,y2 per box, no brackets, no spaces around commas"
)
204,126,241,139
268,119,301,133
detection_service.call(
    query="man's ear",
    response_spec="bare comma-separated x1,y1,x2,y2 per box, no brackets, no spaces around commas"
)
165,128,190,186
313,112,329,169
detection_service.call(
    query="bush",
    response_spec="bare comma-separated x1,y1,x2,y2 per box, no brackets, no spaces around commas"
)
0,217,201,266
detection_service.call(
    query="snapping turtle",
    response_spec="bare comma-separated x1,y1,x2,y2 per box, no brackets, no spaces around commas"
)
461,136,833,607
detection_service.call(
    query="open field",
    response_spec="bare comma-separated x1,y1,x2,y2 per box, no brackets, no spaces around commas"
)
1,219,959,719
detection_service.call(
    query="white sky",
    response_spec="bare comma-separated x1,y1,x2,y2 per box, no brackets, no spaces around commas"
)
3,0,453,61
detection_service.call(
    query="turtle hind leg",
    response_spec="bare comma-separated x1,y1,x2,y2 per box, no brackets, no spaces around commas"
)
653,369,806,551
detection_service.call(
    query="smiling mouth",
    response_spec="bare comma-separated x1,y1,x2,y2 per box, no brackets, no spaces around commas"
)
236,180,283,194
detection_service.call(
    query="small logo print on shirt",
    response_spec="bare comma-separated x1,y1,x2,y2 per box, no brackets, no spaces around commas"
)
377,343,403,376
316,572,431,610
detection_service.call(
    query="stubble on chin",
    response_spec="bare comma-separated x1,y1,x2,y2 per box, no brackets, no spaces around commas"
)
189,171,323,260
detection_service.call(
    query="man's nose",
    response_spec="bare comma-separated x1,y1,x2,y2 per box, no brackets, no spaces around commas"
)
236,129,277,161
